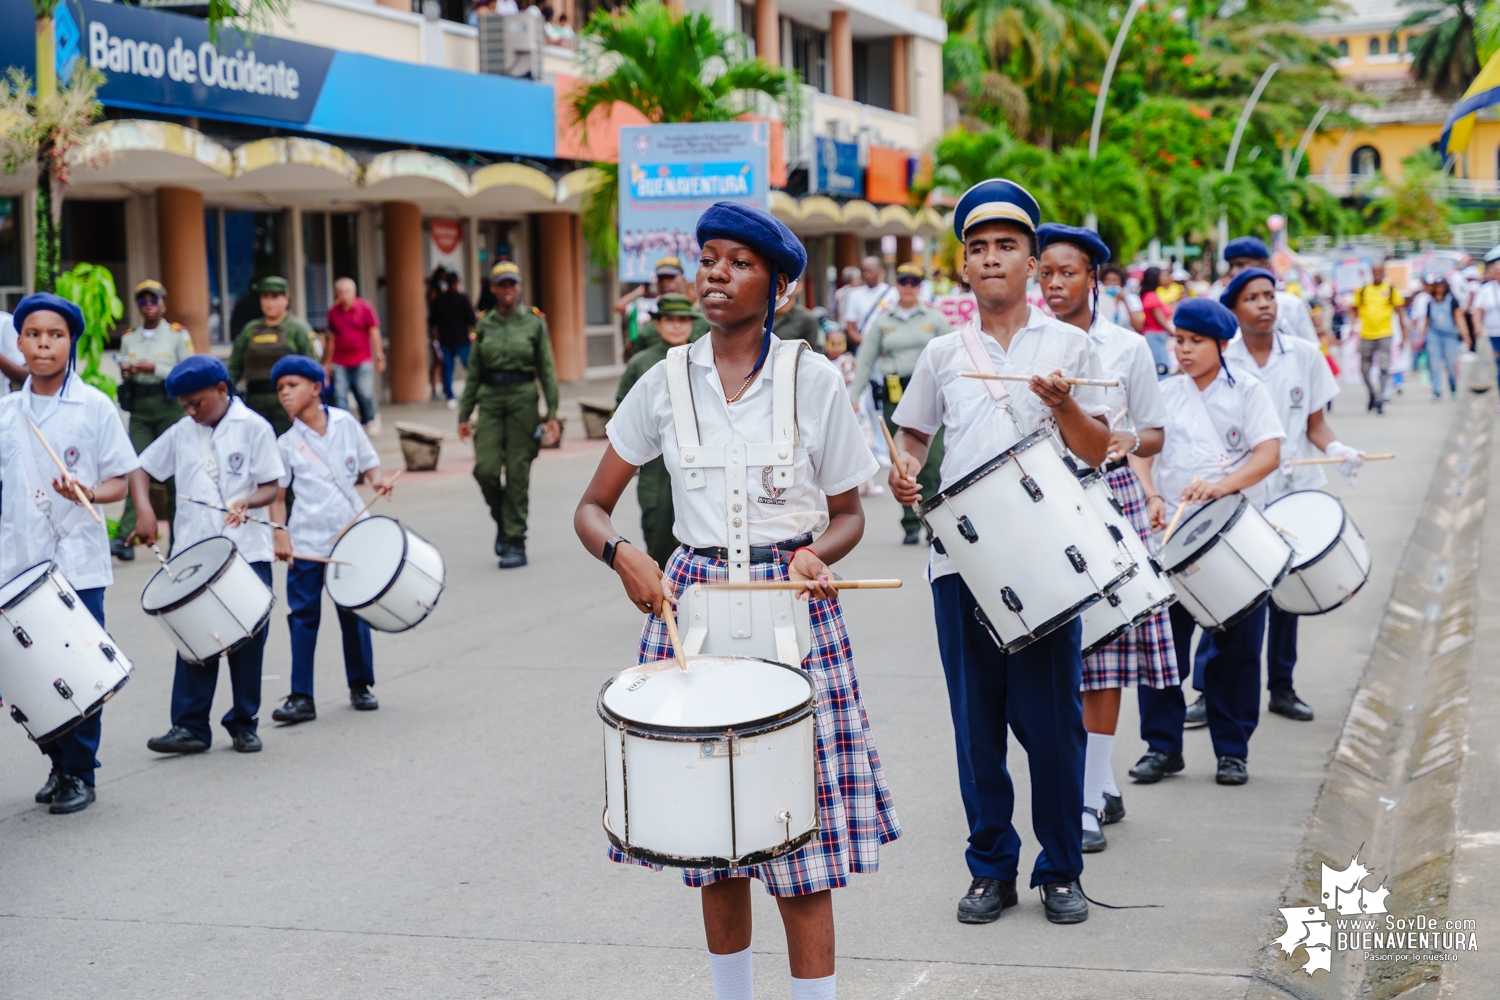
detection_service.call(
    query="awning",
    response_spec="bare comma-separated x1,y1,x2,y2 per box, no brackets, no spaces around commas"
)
768,191,944,237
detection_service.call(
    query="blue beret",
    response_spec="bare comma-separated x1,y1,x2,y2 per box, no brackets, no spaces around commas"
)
1035,223,1111,265
271,354,326,387
1224,236,1270,262
1173,298,1239,341
1222,267,1277,308
696,202,807,279
954,179,1041,240
165,354,229,397
13,292,84,345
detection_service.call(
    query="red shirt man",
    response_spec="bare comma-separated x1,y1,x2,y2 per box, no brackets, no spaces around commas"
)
324,280,385,371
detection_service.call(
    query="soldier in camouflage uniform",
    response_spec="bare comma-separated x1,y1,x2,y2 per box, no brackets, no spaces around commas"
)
228,276,316,437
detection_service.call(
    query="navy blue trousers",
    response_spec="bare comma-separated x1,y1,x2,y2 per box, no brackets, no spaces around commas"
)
169,562,273,744
932,575,1086,887
287,560,374,697
37,587,106,785
1189,602,1296,694
1141,600,1268,760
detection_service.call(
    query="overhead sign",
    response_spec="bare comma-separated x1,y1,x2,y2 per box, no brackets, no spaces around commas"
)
814,138,862,198
617,122,771,284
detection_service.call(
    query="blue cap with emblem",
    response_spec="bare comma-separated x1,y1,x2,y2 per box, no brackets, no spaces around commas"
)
1174,297,1239,341
165,354,230,397
271,354,327,388
1222,267,1277,308
1035,223,1111,266
953,179,1041,241
12,293,85,363
1224,236,1271,262
695,201,808,378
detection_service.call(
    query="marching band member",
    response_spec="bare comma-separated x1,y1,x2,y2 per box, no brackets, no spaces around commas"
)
888,181,1111,925
1034,224,1172,853
267,355,389,724
139,355,285,756
1215,237,1319,344
1132,299,1284,787
576,202,898,1000
0,293,147,814
1218,267,1362,723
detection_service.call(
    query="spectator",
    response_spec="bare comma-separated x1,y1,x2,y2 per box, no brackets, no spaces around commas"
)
1098,264,1140,330
555,12,575,43
1139,266,1174,376
431,272,479,409
323,277,386,434
832,265,861,323
1353,260,1406,414
1421,275,1464,399
1467,247,1500,393
840,255,896,347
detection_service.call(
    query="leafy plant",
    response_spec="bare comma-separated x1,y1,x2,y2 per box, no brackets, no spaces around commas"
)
56,262,122,399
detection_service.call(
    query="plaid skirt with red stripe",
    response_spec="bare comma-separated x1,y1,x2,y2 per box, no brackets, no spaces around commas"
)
1081,466,1179,691
606,547,902,897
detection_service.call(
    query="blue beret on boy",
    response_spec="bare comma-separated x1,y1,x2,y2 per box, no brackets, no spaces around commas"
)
954,179,1041,240
1173,298,1239,341
165,354,230,397
1036,223,1111,265
696,202,807,278
1223,236,1271,262
13,292,84,345
1221,267,1277,308
271,354,326,387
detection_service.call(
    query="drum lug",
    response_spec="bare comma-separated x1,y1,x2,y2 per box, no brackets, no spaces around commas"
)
1000,587,1024,614
1066,545,1088,573
99,643,117,662
1109,497,1125,517
53,678,73,700
1107,524,1124,543
1149,557,1164,576
12,625,31,648
973,605,1003,647
1107,592,1122,607
956,516,979,543
56,590,74,610
1020,476,1044,502
10,704,27,724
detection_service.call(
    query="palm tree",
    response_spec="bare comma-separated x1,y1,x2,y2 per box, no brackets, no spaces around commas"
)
1403,0,1481,99
1046,144,1150,259
932,125,1053,210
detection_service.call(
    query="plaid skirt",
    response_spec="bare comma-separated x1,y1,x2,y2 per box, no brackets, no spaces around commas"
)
1081,466,1179,691
607,547,902,897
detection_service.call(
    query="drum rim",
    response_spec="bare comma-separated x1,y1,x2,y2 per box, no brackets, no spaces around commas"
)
0,561,61,614
1265,489,1352,574
140,537,240,615
1161,493,1247,573
1204,591,1275,633
978,591,1104,654
327,516,445,612
1081,592,1175,657
172,599,275,664
915,427,1052,517
1271,538,1370,616
596,657,816,736
603,821,818,870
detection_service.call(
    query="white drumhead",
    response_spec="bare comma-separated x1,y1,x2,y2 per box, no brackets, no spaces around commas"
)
1161,494,1243,571
602,656,813,729
142,537,237,611
326,517,406,607
1264,491,1344,569
0,562,53,610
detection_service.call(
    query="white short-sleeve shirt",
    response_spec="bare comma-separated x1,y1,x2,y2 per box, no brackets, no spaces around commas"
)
0,375,140,590
1153,365,1286,518
1275,292,1318,343
891,307,1109,579
0,312,19,397
841,283,897,335
608,335,878,548
1223,332,1339,500
277,407,381,557
1088,316,1167,431
139,398,285,564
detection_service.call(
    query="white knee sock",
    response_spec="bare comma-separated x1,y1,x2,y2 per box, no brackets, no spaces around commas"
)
1084,732,1113,815
707,946,754,1000
789,972,837,1000
1091,732,1120,797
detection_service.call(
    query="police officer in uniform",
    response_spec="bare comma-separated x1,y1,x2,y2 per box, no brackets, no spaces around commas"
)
852,262,950,543
115,279,195,560
228,276,316,437
458,262,560,569
632,256,710,353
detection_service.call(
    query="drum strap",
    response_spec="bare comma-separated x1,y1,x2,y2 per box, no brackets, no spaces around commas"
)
294,420,364,513
197,423,255,509
15,390,86,548
959,322,1032,441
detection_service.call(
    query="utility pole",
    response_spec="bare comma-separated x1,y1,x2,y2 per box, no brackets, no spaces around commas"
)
1085,0,1146,232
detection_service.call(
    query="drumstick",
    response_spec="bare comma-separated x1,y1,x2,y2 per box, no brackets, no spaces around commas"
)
150,544,176,582
291,553,352,565
1286,452,1396,466
961,372,1120,388
179,496,287,530
698,579,903,592
329,470,404,545
876,412,907,479
661,602,689,675
27,419,102,524
1160,479,1201,545
1266,520,1298,541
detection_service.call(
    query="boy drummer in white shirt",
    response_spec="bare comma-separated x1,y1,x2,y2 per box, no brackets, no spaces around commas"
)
1,293,150,814
138,355,286,756
1132,298,1285,787
888,180,1112,926
267,355,390,722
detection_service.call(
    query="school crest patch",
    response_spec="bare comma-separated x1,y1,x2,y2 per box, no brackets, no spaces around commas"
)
228,452,245,473
63,446,79,468
757,466,787,506
1289,386,1305,408
1225,426,1244,449
345,456,357,475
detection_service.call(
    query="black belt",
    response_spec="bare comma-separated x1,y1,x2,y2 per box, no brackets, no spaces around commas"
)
482,370,534,386
247,380,275,395
688,533,814,564
124,380,168,398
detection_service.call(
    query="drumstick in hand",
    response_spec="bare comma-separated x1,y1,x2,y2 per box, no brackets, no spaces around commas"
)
961,372,1120,388
1287,452,1395,466
877,414,908,479
661,602,689,675
330,470,404,546
179,496,288,530
28,419,102,524
1160,479,1200,545
699,579,903,592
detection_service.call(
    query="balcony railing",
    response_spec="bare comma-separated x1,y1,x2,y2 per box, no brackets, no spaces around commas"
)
1309,174,1500,200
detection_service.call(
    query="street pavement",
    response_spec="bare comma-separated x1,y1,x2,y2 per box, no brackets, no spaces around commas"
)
0,379,1491,998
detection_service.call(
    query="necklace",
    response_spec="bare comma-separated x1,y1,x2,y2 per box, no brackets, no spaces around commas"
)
725,365,761,403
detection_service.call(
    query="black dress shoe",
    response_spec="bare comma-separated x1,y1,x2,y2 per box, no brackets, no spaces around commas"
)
271,693,317,723
350,684,379,711
902,528,922,545
494,535,505,557
499,547,528,569
1082,823,1107,853
1040,880,1089,924
111,537,135,561
956,876,1018,924
1101,792,1125,825
233,730,262,753
35,764,62,803
1216,755,1248,784
49,775,95,814
1269,688,1314,721
1184,694,1207,728
1128,750,1185,783
147,726,209,754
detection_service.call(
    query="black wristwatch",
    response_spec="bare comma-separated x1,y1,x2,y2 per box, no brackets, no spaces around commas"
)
602,535,630,569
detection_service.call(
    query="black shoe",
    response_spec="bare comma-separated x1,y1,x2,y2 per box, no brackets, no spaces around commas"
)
499,547,528,569
111,537,135,561
35,764,62,803
1101,791,1125,825
1367,395,1376,412
233,730,262,753
902,528,922,545
271,693,317,723
494,535,505,557
1128,750,1185,783
956,876,1018,924
1184,694,1207,728
1269,688,1314,721
1040,880,1089,924
147,726,209,754
49,775,95,814
1216,755,1248,784
350,684,379,711
1082,822,1107,853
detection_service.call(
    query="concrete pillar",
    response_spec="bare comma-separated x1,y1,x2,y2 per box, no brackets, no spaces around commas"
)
895,236,913,265
155,187,211,353
537,212,586,382
831,11,853,100
890,35,908,116
382,201,429,404
756,0,779,66
835,232,859,272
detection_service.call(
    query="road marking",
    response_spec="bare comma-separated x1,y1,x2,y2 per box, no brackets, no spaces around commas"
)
893,966,930,997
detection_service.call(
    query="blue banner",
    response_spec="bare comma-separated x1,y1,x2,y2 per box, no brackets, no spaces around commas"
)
814,137,862,198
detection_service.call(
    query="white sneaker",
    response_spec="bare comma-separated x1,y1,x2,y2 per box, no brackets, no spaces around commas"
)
446,398,458,410
365,416,382,436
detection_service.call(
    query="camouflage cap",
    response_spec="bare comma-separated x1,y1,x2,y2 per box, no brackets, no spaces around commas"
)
255,276,290,295
655,293,698,318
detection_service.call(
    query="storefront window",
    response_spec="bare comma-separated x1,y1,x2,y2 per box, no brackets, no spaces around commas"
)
0,196,21,310
583,234,618,369
61,200,129,335
303,211,361,330
206,208,285,343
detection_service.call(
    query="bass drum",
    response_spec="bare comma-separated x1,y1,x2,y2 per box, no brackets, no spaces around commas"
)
1161,493,1293,631
325,516,445,632
142,537,273,663
1265,490,1371,615
1076,470,1175,656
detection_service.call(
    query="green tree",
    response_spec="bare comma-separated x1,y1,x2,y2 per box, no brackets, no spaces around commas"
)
1403,0,1482,100
55,262,122,399
1365,151,1454,244
1046,144,1151,259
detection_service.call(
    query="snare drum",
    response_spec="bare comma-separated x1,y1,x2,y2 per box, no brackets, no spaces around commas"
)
0,562,132,743
1076,471,1175,656
1265,490,1371,615
325,516,445,632
1160,494,1293,631
142,537,274,663
599,655,818,868
916,429,1135,653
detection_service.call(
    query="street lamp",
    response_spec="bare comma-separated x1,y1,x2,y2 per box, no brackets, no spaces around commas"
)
1085,0,1147,231
1219,62,1280,269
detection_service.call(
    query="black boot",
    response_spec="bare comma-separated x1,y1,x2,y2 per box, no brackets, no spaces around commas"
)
49,775,95,814
1269,688,1314,721
35,764,62,803
350,683,379,711
499,546,528,569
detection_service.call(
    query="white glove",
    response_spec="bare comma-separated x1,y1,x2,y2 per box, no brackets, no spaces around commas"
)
1325,440,1365,485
